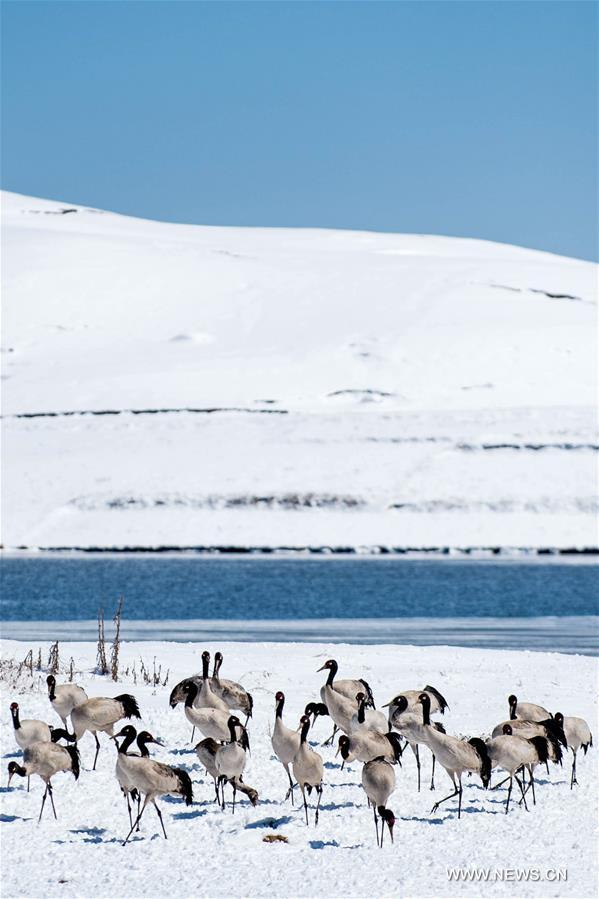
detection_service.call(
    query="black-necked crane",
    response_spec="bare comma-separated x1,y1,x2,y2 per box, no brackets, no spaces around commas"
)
417,693,491,819
215,715,248,812
112,725,155,827
508,694,552,722
7,741,80,822
384,694,446,791
317,661,362,743
121,740,193,844
350,693,387,734
486,724,554,813
195,737,258,806
211,652,254,723
317,659,376,707
178,681,248,744
71,693,141,770
383,685,449,717
46,675,88,730
10,702,52,792
317,658,376,744
197,652,229,712
361,758,396,847
554,711,593,788
491,716,566,773
292,715,324,826
271,691,300,803
337,729,403,766
10,702,51,750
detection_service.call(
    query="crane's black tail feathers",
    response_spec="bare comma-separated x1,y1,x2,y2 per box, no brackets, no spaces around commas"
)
359,679,376,709
540,717,568,749
468,738,491,788
386,731,404,763
423,685,449,713
50,727,77,743
246,693,254,718
66,745,81,780
174,768,193,805
529,735,550,765
583,733,593,754
115,694,141,719
434,722,446,735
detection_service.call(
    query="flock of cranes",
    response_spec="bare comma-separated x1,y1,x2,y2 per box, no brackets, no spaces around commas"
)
7,650,593,848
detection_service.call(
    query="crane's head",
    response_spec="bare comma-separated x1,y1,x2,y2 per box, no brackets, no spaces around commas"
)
7,761,26,787
275,691,285,703
317,659,336,673
502,724,513,736
378,807,395,843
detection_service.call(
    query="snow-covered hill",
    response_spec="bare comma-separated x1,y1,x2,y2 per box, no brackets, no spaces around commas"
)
2,191,596,550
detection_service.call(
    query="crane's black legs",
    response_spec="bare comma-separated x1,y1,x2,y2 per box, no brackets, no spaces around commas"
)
571,751,578,788
123,801,148,845
190,726,195,744
430,754,437,791
505,777,513,814
323,725,338,747
414,745,421,792
373,805,379,847
284,767,296,805
314,785,323,826
153,800,167,839
431,781,462,818
92,733,101,771
515,775,528,811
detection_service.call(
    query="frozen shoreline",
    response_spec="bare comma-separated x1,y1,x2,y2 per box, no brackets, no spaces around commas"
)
1,616,597,655
1,639,597,898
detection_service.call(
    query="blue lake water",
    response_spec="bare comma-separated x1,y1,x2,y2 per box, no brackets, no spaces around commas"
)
0,556,597,654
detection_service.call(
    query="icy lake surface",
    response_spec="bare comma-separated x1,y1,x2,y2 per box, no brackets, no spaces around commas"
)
1,557,597,654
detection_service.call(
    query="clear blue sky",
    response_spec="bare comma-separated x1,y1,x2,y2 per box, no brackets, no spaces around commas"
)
2,1,597,260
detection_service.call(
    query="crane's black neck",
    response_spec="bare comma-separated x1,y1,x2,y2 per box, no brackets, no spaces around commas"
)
421,699,431,726
137,734,151,757
276,696,284,719
300,719,310,744
117,730,137,754
202,653,210,680
357,697,366,724
11,708,20,730
47,680,56,701
184,682,199,708
325,661,338,687
213,655,223,679
228,719,239,743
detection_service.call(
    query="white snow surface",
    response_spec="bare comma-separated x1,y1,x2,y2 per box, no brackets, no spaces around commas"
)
2,191,597,550
0,639,597,898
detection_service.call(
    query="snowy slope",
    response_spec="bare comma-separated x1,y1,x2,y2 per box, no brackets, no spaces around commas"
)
2,191,597,550
0,639,597,899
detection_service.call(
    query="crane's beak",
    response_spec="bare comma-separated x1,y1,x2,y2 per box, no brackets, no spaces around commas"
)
388,822,394,843
316,664,327,672
149,738,164,746
7,772,14,788
381,701,391,708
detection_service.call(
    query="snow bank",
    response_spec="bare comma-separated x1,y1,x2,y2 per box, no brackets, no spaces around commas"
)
0,639,596,898
2,191,597,550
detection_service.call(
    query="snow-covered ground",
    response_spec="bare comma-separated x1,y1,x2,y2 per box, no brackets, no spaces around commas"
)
2,191,597,551
1,639,597,898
